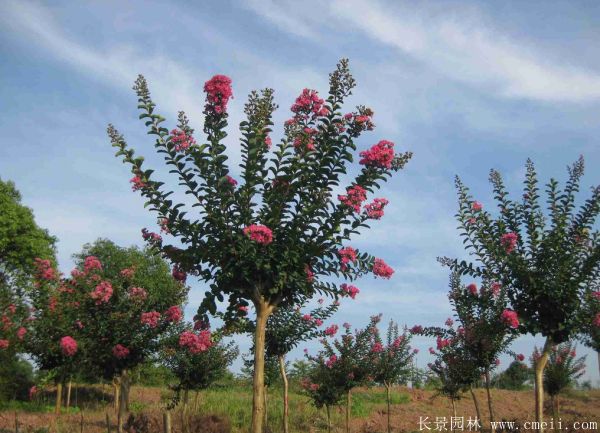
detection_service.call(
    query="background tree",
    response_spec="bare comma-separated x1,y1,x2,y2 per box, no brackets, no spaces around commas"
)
371,320,416,433
578,285,599,378
534,342,586,419
441,157,600,431
108,58,411,433
492,360,532,390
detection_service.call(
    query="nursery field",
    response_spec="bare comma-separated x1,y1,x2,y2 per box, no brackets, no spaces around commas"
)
0,385,598,433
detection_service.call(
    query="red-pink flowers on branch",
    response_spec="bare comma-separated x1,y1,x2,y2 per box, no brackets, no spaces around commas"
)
130,175,145,191
165,306,183,323
364,198,389,220
128,286,147,300
17,327,27,340
178,330,212,354
83,256,102,272
516,354,525,362
341,283,360,299
338,246,357,270
467,283,478,295
34,258,56,280
371,342,384,353
436,336,451,350
204,75,233,114
243,224,273,245
491,282,501,296
410,325,423,334
290,88,328,119
445,318,454,327
339,185,367,213
594,313,600,328
90,281,113,304
60,336,78,357
0,340,8,350
472,201,483,212
141,228,162,243
112,344,130,359
225,175,238,187
170,129,196,152
372,258,394,279
140,311,161,328
172,266,187,283
324,324,338,337
500,309,519,329
120,267,135,279
359,140,395,169
325,354,338,368
500,232,518,253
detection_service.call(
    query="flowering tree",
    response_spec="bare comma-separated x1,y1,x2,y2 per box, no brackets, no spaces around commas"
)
440,158,600,431
533,342,586,419
371,320,416,433
304,315,381,433
107,58,409,432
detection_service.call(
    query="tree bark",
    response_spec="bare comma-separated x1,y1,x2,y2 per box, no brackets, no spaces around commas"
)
534,338,553,433
550,396,556,424
264,385,268,430
113,377,120,412
66,380,72,409
346,390,352,433
326,405,332,433
251,299,274,433
163,412,172,433
117,369,130,433
484,369,495,432
469,388,482,431
278,355,290,433
55,382,62,415
451,398,456,419
385,382,392,433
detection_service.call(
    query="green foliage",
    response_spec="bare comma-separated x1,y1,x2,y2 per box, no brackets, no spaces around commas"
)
536,341,586,397
441,158,600,344
493,361,532,390
0,353,34,401
371,320,415,386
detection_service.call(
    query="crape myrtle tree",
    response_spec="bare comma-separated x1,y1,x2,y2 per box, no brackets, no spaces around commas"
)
107,58,410,432
441,157,600,431
371,320,417,433
226,297,340,433
416,272,519,426
533,342,586,419
304,315,382,433
578,285,599,378
69,239,187,430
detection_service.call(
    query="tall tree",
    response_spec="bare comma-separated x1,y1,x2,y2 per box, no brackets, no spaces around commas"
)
107,59,410,432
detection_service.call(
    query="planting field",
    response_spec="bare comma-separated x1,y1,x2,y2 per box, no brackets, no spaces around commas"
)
0,385,598,433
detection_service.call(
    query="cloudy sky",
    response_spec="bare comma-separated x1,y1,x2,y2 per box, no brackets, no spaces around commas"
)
1,0,599,382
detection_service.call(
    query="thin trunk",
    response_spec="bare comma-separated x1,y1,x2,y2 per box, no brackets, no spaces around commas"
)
346,390,352,433
194,391,200,413
451,398,456,419
80,412,84,433
113,377,120,412
550,396,556,424
55,382,62,415
163,412,172,433
326,405,331,433
251,299,273,433
182,389,189,433
485,369,495,432
469,388,482,431
117,369,130,433
535,338,553,433
556,395,560,418
385,382,392,433
105,412,111,433
278,355,290,433
66,380,72,409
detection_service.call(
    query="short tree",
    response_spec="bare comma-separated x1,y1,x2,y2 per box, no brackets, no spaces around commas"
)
441,158,600,431
107,58,410,432
492,360,532,390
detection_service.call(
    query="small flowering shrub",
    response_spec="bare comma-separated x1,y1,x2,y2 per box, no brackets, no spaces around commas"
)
107,58,411,431
440,157,600,425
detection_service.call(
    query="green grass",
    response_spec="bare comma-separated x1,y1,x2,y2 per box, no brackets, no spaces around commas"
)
0,400,80,414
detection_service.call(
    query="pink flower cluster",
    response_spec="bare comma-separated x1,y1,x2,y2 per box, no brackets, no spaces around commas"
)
445,318,454,327
371,342,384,353
170,129,196,152
112,344,130,359
501,309,519,329
129,286,147,300
501,232,518,253
364,198,389,220
225,175,238,187
238,305,249,314
410,325,423,334
90,281,113,304
159,218,170,234
140,311,161,328
204,75,233,114
165,306,183,323
472,201,483,212
84,256,102,272
305,265,315,283
436,336,450,350
302,314,312,322
120,267,135,279
292,127,317,152
17,327,27,340
594,313,600,328
339,185,367,213
130,175,145,191
592,291,600,300
490,282,501,297
0,340,8,350
60,336,78,357
341,283,360,299
516,354,525,362
344,110,375,133
325,354,337,368
243,224,273,245
34,258,55,280
338,246,357,270
467,283,478,295
359,140,395,169
179,330,212,354
290,88,328,119
141,228,162,243
372,258,394,279
172,266,187,283
324,324,338,337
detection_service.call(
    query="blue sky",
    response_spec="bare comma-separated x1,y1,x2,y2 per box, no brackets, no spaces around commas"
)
1,0,599,382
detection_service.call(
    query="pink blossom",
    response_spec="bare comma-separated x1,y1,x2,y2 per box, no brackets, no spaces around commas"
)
413,348,419,354
16,327,27,340
429,347,436,355
204,75,233,114
243,224,273,245
314,319,323,327
170,129,196,152
491,282,501,297
305,265,315,283
338,185,367,213
472,201,483,212
302,314,313,322
325,354,338,368
179,330,212,354
372,342,384,353
130,175,145,191
436,336,450,350
34,258,56,280
29,386,37,400
410,325,423,334
372,258,394,279
343,322,351,330
129,287,148,300
75,320,84,329
592,291,600,300
0,340,8,350
83,256,102,272
290,88,327,119
265,136,272,148
467,217,477,225
60,336,78,357
467,283,478,295
225,175,238,187
341,283,360,299
494,359,501,366
90,281,113,304
500,309,519,329
318,298,324,304
359,140,395,169
140,311,161,328
310,383,320,391
338,246,358,270
141,228,162,244
238,305,249,314
324,325,338,337
392,336,405,348
165,306,183,323
120,267,135,279
445,318,454,327
112,344,130,359
8,304,16,315
159,218,170,234
594,313,600,327
364,198,389,220
501,232,518,253
516,354,525,362
172,266,187,283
